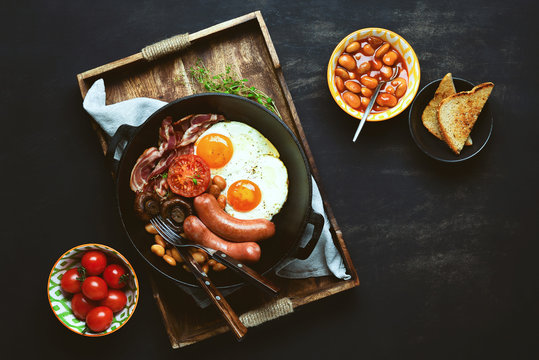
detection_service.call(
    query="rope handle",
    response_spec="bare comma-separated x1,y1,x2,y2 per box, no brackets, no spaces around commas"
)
239,298,294,327
141,33,191,61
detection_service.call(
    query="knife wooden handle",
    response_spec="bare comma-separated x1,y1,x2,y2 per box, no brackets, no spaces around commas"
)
179,248,247,340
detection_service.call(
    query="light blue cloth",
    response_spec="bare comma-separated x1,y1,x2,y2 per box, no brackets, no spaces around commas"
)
83,79,167,138
83,79,351,307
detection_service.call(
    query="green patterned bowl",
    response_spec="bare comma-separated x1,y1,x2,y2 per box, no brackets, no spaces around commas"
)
47,244,139,337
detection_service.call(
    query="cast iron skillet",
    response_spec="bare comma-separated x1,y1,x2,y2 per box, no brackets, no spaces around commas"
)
106,93,324,290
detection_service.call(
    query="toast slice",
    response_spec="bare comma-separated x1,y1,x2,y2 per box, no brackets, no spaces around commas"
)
438,82,494,155
422,73,472,146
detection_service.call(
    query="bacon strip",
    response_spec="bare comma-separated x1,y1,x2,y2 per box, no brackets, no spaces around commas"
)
147,145,193,180
158,116,177,153
129,147,162,192
153,177,169,198
129,114,223,194
179,114,225,146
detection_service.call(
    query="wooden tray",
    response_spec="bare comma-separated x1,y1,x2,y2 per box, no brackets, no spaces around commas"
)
77,11,359,348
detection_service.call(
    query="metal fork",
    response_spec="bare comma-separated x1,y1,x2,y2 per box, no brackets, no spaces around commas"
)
150,216,279,296
149,216,247,341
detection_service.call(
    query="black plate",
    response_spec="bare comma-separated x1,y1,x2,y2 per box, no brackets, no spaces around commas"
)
408,78,493,162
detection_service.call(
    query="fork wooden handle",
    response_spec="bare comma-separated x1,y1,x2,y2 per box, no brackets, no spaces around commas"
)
179,248,247,340
213,250,280,296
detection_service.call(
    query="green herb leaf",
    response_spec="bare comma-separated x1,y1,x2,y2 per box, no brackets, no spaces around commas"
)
188,60,281,118
119,273,130,285
77,267,87,282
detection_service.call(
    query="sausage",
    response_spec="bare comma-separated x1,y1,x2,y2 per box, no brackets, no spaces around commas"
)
193,193,275,242
183,215,261,263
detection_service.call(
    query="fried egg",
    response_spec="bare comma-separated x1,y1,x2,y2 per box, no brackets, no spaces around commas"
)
194,121,288,220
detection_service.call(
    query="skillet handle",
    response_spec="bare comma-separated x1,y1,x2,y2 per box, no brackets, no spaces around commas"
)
294,209,325,260
105,124,138,179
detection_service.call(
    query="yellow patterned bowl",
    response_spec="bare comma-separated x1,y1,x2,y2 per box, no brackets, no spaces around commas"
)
47,244,139,337
327,27,420,121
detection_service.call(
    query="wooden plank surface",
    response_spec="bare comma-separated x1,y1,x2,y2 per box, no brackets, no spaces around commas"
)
77,11,358,348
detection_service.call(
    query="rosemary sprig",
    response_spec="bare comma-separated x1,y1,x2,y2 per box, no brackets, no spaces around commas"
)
189,61,281,118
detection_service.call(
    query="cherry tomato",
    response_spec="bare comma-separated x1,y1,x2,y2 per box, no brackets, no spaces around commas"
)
167,154,211,197
82,276,108,301
86,306,113,333
100,289,127,312
81,250,107,276
60,268,82,294
71,293,97,320
103,264,128,289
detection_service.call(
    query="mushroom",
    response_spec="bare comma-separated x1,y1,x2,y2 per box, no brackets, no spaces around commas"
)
161,197,192,228
134,192,161,221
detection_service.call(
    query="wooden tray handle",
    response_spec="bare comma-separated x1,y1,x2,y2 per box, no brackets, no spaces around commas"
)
239,298,294,327
141,33,191,61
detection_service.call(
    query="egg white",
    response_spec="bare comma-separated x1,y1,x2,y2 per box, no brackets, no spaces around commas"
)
194,121,288,220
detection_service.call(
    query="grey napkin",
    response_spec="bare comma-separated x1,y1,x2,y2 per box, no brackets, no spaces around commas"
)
83,79,350,307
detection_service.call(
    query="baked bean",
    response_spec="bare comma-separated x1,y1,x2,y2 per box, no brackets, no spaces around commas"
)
360,87,372,97
382,51,398,66
201,264,209,274
213,262,227,272
208,184,221,198
344,80,361,93
217,194,227,209
357,61,371,75
376,93,398,107
151,244,165,257
192,252,206,264
360,76,378,89
371,58,383,70
380,66,393,79
170,248,183,263
342,92,361,108
335,76,345,92
360,96,370,108
338,54,356,71
395,82,408,98
391,77,406,88
212,175,226,191
391,77,407,96
335,67,349,80
207,259,217,266
334,36,407,114
182,264,190,272
362,44,375,56
345,41,360,53
375,43,390,58
145,223,158,234
367,36,383,48
163,254,176,266
154,234,166,248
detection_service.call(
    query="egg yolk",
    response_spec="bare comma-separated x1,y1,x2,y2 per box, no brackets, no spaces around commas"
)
195,133,233,168
227,180,262,212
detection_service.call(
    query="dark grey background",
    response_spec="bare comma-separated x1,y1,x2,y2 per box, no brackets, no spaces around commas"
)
1,0,537,359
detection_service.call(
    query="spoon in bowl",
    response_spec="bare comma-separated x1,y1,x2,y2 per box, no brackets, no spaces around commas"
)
352,69,398,142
